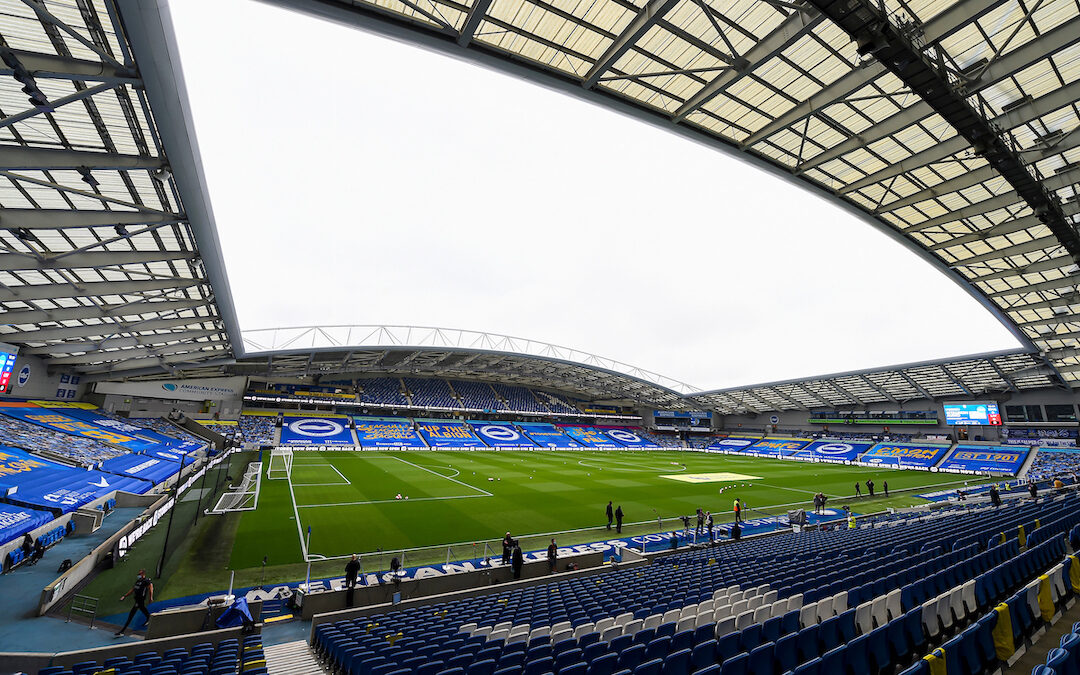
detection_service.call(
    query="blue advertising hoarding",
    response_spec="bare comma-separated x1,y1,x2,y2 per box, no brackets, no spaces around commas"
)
560,426,617,447
469,422,536,447
280,416,355,446
744,438,811,457
803,440,875,462
99,452,183,485
519,423,582,448
706,436,759,451
416,422,485,447
0,503,51,546
938,445,1029,474
603,429,658,448
861,443,950,469
353,419,426,447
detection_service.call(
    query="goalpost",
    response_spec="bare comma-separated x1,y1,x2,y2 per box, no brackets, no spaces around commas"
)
207,461,263,514
267,447,294,480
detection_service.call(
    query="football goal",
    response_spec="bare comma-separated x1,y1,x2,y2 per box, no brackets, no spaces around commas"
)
207,461,262,514
267,447,294,480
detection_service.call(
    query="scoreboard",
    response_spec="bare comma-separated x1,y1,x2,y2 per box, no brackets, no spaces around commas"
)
943,402,1002,426
0,343,18,394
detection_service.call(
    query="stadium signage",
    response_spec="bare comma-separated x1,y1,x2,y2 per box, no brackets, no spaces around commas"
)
17,365,30,387
478,425,520,441
94,376,247,401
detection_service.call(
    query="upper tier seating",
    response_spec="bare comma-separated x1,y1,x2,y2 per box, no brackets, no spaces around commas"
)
491,383,550,413
534,391,581,414
313,493,1080,675
358,378,410,406
451,381,503,411
404,378,460,409
0,414,125,466
113,416,203,447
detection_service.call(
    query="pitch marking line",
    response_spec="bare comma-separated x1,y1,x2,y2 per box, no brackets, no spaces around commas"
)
577,458,686,472
390,455,493,497
286,470,308,560
297,494,489,509
292,462,351,487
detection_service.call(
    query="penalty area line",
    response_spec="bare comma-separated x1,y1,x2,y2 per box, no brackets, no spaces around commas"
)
391,455,492,496
296,493,490,509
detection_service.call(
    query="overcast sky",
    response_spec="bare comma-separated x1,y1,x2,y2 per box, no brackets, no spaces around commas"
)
168,0,1021,391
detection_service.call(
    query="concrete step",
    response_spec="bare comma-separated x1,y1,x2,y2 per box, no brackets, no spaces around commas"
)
265,639,324,675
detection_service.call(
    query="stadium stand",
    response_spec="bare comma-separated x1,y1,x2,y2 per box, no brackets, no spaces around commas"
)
358,378,410,407
1028,450,1080,483
354,418,427,447
27,634,266,675
0,413,125,466
403,378,460,409
417,421,483,447
238,416,275,446
0,445,151,515
109,416,205,449
450,381,502,412
535,391,580,415
490,383,549,414
197,421,243,442
311,494,1080,675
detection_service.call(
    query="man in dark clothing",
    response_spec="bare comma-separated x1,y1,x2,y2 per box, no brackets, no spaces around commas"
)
511,545,524,580
706,512,714,543
989,484,1001,507
344,554,361,607
115,569,153,636
615,505,624,533
731,522,741,541
882,480,889,497
854,482,862,498
695,508,704,537
669,532,679,550
1029,481,1038,499
547,538,558,573
606,501,614,530
866,479,875,497
501,532,513,566
21,533,32,559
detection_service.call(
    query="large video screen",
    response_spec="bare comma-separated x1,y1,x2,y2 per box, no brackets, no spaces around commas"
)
943,402,1002,426
0,344,17,394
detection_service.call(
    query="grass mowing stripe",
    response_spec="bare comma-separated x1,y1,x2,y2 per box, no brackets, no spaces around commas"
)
391,455,493,496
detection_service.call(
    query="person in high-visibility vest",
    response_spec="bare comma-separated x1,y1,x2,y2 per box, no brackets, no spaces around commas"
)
847,514,856,529
733,498,742,523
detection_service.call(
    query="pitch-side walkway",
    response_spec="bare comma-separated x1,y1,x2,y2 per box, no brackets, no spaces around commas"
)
264,640,324,675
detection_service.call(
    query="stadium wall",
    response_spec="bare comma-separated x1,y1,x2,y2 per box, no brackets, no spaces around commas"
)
0,351,86,401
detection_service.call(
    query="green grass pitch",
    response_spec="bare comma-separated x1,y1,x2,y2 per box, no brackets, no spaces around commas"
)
228,449,985,570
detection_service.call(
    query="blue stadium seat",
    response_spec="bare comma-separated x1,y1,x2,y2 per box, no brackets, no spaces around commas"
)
716,633,741,663
845,635,871,675
1048,648,1078,675
747,643,775,675
717,652,747,675
662,648,690,674
618,645,646,672
796,626,819,664
633,658,663,675
792,657,821,675
775,634,798,673
587,653,618,675
466,659,496,675
690,641,716,671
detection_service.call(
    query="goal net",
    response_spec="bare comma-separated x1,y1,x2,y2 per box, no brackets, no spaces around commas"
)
267,448,294,480
207,461,262,514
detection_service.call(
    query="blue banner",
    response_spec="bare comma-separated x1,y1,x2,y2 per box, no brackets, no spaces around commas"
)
0,406,154,451
803,440,875,462
60,408,203,454
745,438,811,457
519,423,581,448
603,428,658,448
99,452,183,485
560,426,618,447
469,422,536,447
417,422,484,447
0,445,151,513
280,416,355,446
862,443,950,469
706,436,759,451
939,445,1029,474
353,419,426,447
0,502,52,547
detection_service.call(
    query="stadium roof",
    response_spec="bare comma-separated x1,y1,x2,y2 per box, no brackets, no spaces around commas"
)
0,0,238,374
4,0,1080,404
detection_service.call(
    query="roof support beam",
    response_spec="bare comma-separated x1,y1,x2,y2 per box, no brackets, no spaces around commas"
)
457,0,493,46
969,255,1071,284
926,215,1042,252
793,383,832,407
0,48,137,83
0,250,196,271
844,76,1080,197
25,328,221,355
899,372,935,400
1,298,208,325
45,338,229,366
76,348,232,374
0,208,181,230
0,278,201,302
858,374,899,403
582,0,683,89
673,9,823,121
949,236,1064,268
12,316,211,343
987,276,1079,299
0,147,164,171
938,365,972,395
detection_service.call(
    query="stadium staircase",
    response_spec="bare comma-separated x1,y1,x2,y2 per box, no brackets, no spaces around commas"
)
1018,448,1040,479
264,640,324,675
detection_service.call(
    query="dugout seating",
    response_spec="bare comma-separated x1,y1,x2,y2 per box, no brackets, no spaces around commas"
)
311,494,1080,674
33,635,263,675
